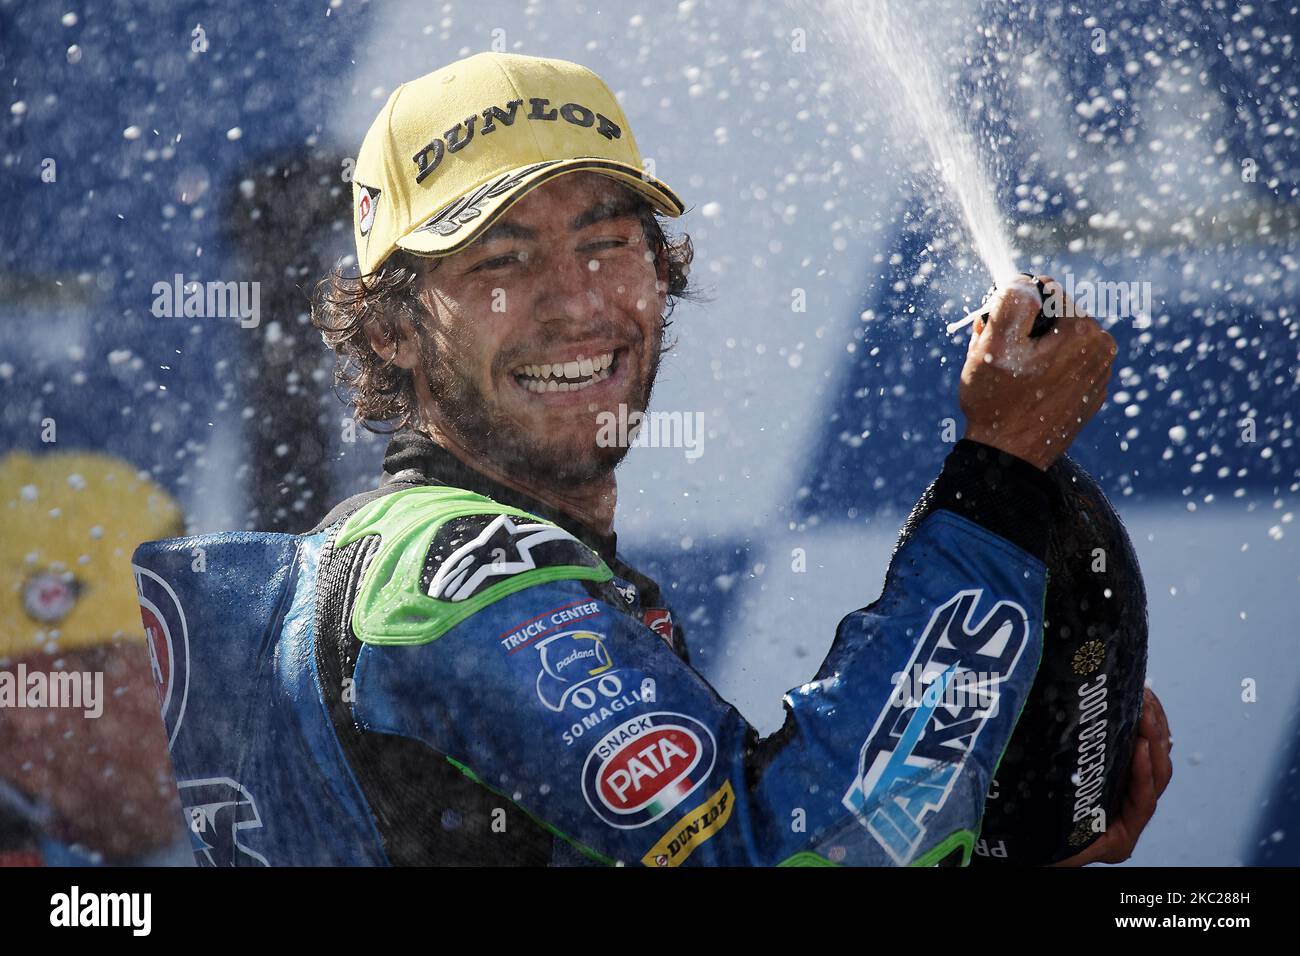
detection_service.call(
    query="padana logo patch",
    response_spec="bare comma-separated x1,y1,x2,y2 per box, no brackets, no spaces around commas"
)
582,712,716,829
534,630,614,712
133,565,191,752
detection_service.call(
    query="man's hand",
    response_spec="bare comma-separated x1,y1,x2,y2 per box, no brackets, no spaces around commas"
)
960,275,1117,470
1051,687,1174,866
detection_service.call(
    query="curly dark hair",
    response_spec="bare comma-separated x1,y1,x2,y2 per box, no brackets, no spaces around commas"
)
311,185,696,432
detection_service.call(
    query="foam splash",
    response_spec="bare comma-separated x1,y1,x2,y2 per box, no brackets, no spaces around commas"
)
816,0,1022,305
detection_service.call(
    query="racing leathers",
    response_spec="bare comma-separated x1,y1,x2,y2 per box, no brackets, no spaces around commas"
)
131,429,1054,866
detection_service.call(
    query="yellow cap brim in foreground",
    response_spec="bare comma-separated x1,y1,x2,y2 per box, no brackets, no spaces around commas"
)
394,158,685,260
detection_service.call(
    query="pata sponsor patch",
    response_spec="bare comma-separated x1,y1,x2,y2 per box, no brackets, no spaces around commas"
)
581,712,715,829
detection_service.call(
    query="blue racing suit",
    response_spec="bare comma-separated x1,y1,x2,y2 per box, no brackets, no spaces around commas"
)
131,433,1054,866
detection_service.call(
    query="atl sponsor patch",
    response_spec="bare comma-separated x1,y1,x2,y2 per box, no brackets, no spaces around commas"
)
641,780,735,867
842,589,1030,864
582,712,716,829
133,564,191,752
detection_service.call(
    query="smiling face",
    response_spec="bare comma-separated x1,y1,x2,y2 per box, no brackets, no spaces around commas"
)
389,172,671,486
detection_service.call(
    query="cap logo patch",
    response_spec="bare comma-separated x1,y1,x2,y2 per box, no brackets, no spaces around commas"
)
357,184,381,236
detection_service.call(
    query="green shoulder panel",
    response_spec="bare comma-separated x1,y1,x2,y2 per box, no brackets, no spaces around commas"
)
777,851,840,867
335,485,612,646
909,828,975,867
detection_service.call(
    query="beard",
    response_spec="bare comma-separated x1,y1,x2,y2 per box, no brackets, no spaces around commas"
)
414,319,663,487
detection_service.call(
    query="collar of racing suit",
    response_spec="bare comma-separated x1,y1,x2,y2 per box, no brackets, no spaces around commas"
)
308,426,689,663
376,427,688,662
379,428,623,565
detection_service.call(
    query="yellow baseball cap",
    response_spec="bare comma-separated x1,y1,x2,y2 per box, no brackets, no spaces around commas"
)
1,451,183,658
352,52,686,275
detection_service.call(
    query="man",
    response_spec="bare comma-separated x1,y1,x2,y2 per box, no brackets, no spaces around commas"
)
134,52,1170,866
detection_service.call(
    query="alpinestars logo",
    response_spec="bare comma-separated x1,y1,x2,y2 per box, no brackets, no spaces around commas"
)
430,514,575,601
842,589,1030,864
535,630,615,711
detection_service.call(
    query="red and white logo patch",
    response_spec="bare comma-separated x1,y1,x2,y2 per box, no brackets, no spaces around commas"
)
581,711,716,828
641,608,674,647
357,185,381,237
22,572,77,624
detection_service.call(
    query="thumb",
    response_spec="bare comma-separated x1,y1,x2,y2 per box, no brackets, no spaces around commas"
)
983,279,1042,346
967,313,986,357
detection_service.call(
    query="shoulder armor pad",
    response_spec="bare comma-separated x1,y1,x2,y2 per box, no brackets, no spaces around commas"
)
335,485,612,646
